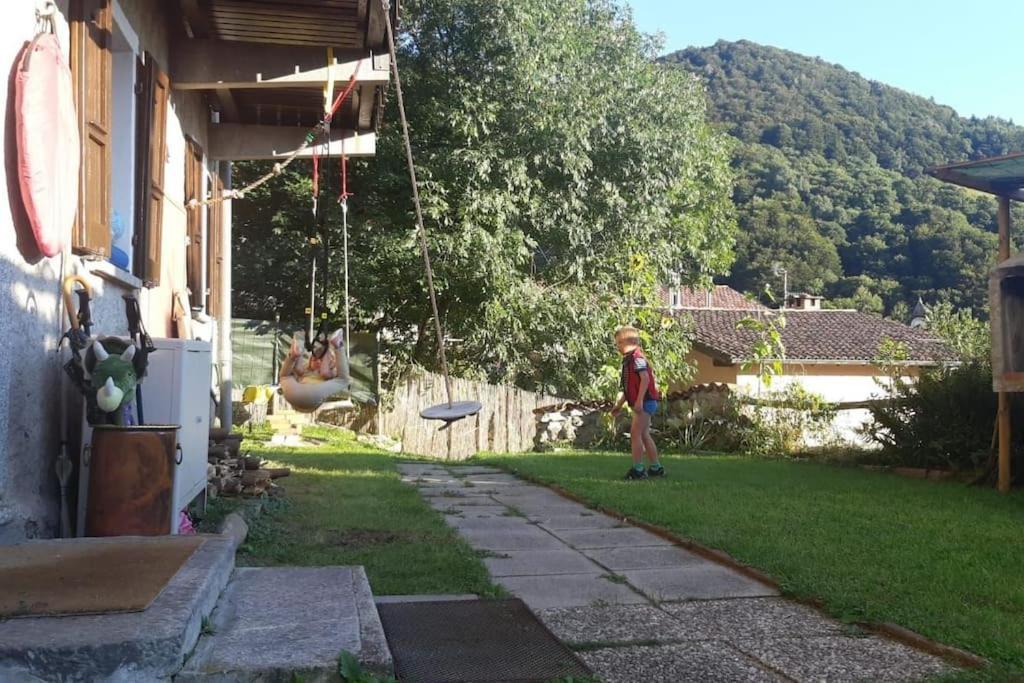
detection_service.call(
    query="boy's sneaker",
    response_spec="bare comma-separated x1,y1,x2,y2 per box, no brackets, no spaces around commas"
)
624,467,648,481
647,465,666,478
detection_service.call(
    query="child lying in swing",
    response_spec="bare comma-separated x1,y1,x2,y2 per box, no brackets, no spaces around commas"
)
278,328,350,412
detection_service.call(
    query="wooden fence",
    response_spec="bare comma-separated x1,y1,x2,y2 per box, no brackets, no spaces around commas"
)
379,370,560,460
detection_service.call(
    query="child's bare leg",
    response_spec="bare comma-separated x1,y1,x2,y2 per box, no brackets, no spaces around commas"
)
630,412,647,466
642,426,659,465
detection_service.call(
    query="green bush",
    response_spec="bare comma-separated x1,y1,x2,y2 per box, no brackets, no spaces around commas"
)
864,361,995,471
659,384,836,456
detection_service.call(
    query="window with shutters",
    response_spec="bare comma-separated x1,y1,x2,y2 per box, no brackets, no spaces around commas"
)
70,0,167,287
133,53,169,287
70,0,112,259
206,168,225,318
185,138,205,306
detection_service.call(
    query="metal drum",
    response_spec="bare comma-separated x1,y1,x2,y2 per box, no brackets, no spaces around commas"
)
85,425,180,536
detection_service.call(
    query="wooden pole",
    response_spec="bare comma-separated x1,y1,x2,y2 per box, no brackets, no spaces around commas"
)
997,195,1012,494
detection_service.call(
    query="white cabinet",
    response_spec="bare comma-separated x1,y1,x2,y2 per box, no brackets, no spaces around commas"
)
77,338,212,535
141,338,212,530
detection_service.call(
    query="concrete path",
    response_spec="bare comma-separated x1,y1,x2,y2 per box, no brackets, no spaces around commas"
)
399,462,953,683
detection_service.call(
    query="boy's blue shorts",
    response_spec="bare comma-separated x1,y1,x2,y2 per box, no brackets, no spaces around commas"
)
642,399,659,415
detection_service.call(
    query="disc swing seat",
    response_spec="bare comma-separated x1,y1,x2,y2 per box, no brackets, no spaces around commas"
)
380,0,481,429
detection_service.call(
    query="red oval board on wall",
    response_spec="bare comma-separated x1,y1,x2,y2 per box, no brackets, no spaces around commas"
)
16,32,80,258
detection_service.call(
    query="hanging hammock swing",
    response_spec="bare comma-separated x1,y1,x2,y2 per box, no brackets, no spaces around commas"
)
282,2,480,425
195,0,481,425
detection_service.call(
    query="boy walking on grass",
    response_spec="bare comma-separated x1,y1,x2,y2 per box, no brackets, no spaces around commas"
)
610,326,664,480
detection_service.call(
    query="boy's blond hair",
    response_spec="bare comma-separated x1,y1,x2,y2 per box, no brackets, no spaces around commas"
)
614,325,640,344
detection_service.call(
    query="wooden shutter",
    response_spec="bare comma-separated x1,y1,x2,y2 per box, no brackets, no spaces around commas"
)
70,0,112,258
206,169,225,318
185,138,205,303
133,53,169,286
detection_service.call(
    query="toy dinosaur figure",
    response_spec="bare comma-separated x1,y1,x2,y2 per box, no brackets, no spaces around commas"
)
85,337,147,424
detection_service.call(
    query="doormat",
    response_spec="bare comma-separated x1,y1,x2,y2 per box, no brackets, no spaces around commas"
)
0,535,204,618
377,598,591,682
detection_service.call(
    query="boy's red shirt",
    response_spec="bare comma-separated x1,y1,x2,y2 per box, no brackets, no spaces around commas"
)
621,347,661,405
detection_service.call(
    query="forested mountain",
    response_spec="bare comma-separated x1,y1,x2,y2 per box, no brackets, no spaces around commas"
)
665,40,1024,315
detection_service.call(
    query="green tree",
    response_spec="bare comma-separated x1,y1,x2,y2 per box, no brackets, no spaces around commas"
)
925,302,990,364
233,0,736,397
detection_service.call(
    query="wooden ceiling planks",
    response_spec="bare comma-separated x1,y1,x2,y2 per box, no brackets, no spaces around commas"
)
231,87,362,129
178,0,394,132
200,0,368,49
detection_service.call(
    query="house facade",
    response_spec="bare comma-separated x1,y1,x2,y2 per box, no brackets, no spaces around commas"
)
666,286,952,441
0,0,391,542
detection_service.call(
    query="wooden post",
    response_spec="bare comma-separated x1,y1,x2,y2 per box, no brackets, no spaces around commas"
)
997,196,1012,494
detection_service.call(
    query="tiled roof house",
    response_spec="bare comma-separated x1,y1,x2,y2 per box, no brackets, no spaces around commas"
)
665,285,954,442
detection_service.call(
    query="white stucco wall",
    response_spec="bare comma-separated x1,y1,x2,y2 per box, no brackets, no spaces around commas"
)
735,364,913,446
0,1,209,542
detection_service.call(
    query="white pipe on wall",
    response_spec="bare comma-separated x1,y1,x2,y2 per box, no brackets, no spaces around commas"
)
218,163,233,429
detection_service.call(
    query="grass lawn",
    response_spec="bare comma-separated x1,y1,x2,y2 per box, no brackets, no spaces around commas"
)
216,426,497,597
481,450,1024,675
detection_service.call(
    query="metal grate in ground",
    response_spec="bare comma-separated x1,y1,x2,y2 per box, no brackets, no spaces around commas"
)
377,598,591,682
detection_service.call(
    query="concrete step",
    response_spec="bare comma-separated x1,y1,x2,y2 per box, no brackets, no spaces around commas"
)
178,566,392,682
0,535,238,682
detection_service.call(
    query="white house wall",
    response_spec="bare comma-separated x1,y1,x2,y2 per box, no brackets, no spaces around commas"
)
734,365,908,446
0,1,212,542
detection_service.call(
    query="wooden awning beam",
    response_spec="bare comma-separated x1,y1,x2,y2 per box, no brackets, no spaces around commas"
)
928,167,1024,201
171,39,389,90
208,124,376,161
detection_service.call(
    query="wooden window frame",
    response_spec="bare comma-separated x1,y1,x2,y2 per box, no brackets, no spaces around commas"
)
70,0,113,259
133,52,169,287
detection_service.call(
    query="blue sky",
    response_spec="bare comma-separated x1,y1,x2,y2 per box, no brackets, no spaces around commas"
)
627,0,1024,124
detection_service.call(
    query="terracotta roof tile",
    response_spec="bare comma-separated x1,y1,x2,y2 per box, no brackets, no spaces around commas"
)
663,285,767,311
683,309,954,364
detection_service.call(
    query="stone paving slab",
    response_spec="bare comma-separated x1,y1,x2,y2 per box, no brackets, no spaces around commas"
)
418,486,496,499
459,473,530,486
497,573,647,609
583,545,706,571
623,566,778,602
446,465,504,475
537,604,690,645
0,535,236,682
446,516,537,532
432,504,514,518
414,467,957,683
179,566,392,680
425,496,500,509
489,487,576,502
736,635,950,682
483,549,604,577
663,598,848,639
580,641,781,683
552,527,673,549
375,594,478,604
458,525,566,551
396,464,449,476
518,504,599,520
535,513,626,531
402,477,463,488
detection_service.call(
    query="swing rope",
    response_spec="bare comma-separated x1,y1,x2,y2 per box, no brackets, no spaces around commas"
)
340,153,352,362
381,0,453,408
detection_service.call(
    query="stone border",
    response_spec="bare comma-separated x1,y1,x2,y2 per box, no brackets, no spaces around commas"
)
219,511,249,549
859,622,988,670
496,466,988,671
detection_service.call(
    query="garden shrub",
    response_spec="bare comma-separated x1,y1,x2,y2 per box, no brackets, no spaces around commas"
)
864,361,996,471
